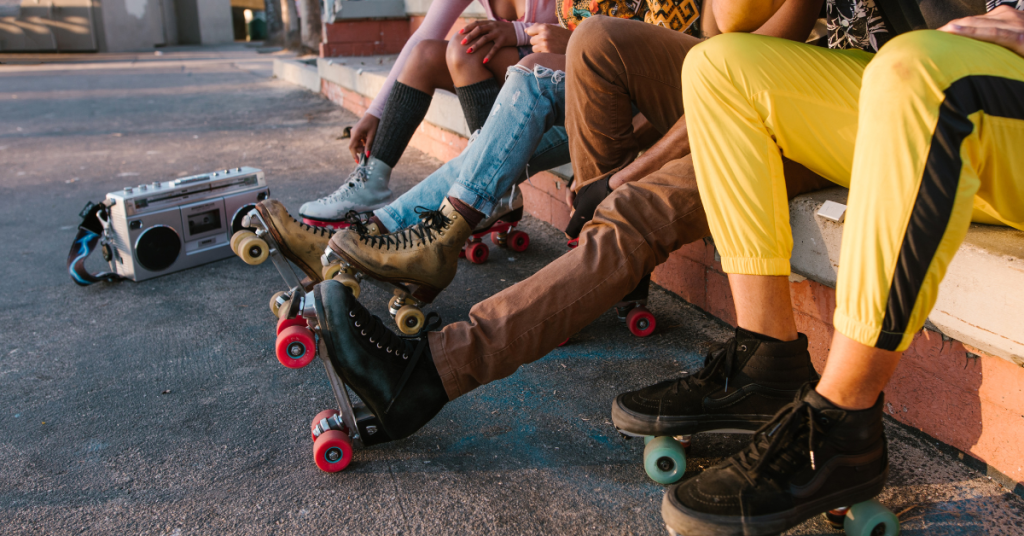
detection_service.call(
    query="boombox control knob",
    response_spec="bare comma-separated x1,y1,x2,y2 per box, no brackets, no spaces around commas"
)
140,184,148,191
125,187,133,193
152,182,160,188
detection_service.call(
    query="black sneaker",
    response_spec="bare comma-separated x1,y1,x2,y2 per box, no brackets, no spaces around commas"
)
612,330,818,436
316,279,449,441
662,387,889,536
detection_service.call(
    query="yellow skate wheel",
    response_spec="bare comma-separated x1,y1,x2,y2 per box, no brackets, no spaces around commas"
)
269,291,287,317
395,305,425,335
332,273,360,299
322,263,342,281
231,230,255,256
238,236,269,265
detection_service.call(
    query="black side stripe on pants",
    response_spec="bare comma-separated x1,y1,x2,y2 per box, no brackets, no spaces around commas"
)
875,75,1024,351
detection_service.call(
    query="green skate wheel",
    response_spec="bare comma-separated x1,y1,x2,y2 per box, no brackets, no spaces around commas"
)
844,499,899,536
643,436,686,485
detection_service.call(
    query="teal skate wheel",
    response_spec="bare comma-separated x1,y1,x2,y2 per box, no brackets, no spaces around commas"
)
644,435,654,445
643,436,686,485
844,499,899,536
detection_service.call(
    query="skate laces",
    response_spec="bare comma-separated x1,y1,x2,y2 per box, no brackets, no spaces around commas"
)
346,297,442,413
292,217,334,238
671,338,743,393
728,390,826,485
342,210,375,236
319,164,371,204
357,206,451,251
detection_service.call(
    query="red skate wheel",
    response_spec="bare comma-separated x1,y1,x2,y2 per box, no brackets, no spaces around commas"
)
313,429,353,472
490,231,507,247
566,238,579,249
507,231,529,253
558,337,570,347
466,241,489,264
276,325,316,368
276,316,306,336
626,307,656,337
311,409,341,441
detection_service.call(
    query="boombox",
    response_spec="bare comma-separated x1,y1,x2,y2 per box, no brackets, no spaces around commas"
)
93,167,269,282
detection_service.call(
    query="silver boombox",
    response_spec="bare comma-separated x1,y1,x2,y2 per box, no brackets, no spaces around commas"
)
99,167,269,281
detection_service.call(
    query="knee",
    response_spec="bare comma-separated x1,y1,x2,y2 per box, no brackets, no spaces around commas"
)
862,31,952,98
446,37,483,75
406,39,447,75
566,15,618,64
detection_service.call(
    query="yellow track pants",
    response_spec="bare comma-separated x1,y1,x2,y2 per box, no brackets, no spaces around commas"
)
682,31,1024,351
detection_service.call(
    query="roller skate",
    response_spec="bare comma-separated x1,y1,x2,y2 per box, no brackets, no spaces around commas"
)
615,274,656,337
662,388,897,536
459,186,530,265
611,331,819,484
229,200,337,310
270,280,448,473
321,198,474,335
299,154,393,228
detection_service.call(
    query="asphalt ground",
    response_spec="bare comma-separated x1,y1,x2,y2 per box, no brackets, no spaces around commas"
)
2,44,1023,535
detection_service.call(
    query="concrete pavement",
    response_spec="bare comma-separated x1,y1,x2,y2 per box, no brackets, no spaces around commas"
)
1,44,1023,535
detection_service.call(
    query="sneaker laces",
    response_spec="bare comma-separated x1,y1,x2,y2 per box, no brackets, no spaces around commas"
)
669,338,743,394
357,206,450,251
318,163,372,204
345,296,442,413
727,388,826,485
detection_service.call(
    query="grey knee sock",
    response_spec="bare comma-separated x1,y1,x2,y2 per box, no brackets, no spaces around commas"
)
370,82,432,168
455,78,501,133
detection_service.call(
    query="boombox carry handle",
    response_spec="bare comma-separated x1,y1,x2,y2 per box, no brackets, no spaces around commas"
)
67,201,126,286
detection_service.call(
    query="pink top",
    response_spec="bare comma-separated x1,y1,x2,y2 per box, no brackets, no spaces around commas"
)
367,0,558,118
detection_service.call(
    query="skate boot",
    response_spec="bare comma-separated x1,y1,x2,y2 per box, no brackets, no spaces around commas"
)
662,388,896,536
231,200,336,297
611,329,819,484
461,186,530,264
299,155,393,227
317,279,448,441
323,198,474,333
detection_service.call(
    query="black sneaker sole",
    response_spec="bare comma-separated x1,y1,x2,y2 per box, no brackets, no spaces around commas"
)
611,394,774,436
661,465,889,536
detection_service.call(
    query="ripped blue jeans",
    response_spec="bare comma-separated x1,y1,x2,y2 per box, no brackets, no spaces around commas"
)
375,64,569,231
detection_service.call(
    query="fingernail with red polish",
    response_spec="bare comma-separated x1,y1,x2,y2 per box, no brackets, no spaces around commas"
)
483,58,489,64
459,28,465,34
467,48,473,53
461,38,468,45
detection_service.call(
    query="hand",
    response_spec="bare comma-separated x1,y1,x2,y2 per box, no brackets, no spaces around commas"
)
458,20,518,64
564,178,576,207
525,24,572,54
940,5,1024,57
564,177,612,239
348,114,380,162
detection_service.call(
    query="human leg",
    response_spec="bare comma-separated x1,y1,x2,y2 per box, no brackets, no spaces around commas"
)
663,30,1024,536
565,16,697,188
446,39,521,133
682,33,870,341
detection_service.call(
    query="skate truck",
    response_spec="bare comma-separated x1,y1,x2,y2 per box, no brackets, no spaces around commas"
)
270,285,391,473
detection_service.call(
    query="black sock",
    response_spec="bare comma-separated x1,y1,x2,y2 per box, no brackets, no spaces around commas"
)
370,82,432,168
454,78,501,133
736,327,783,344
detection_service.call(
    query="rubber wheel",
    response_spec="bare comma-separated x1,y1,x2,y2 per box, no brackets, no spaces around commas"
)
276,316,306,336
507,230,530,253
643,436,687,485
238,236,269,265
490,231,507,247
231,230,255,255
269,290,286,317
313,429,353,473
311,409,341,441
322,263,341,281
395,305,425,335
466,241,489,264
626,307,656,337
275,325,316,369
333,272,360,299
844,500,899,536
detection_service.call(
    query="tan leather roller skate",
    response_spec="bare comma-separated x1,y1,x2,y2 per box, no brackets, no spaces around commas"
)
322,199,473,334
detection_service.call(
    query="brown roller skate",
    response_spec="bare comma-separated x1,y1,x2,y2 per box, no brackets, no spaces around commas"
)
322,198,473,334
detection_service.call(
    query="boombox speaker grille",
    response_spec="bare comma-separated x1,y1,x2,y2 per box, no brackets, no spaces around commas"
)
136,226,181,272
